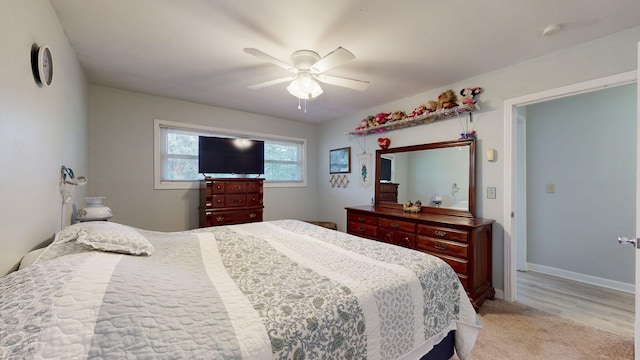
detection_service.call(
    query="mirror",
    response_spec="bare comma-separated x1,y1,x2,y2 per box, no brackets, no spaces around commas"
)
375,139,476,217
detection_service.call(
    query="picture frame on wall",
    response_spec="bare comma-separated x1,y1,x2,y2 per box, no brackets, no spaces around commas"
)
330,147,351,174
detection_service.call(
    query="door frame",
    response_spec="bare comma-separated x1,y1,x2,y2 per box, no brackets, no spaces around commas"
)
502,70,637,302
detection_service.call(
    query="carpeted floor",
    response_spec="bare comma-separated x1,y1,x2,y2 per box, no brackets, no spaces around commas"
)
453,299,634,360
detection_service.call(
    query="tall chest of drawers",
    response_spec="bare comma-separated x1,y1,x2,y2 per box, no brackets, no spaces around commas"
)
199,178,264,227
346,205,494,310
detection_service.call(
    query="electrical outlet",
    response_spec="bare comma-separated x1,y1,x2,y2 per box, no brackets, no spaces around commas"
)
546,183,555,193
487,187,496,199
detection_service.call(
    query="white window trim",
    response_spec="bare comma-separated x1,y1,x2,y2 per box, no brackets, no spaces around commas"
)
154,119,307,190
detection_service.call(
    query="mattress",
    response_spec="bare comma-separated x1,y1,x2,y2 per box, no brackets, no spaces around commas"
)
0,219,480,359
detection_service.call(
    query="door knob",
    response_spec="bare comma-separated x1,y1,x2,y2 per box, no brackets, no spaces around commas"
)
618,235,640,248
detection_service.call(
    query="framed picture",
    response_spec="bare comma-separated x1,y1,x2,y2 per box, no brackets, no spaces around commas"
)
330,147,351,174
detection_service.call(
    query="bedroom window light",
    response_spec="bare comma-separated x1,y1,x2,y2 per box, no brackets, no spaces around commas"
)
154,119,307,190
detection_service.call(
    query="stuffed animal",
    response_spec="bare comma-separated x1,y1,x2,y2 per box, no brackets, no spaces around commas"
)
386,111,406,123
355,117,369,132
403,200,422,213
408,104,427,118
366,115,377,128
437,89,458,110
425,100,439,113
375,112,389,126
459,87,483,110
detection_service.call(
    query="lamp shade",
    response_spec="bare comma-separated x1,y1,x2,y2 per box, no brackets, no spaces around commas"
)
76,197,113,221
287,73,323,100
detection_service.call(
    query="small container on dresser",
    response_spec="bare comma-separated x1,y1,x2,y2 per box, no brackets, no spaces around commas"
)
199,178,264,227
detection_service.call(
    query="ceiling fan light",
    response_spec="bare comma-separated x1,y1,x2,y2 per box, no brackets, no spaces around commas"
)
287,75,323,100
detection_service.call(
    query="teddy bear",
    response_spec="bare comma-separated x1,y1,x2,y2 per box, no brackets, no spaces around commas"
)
425,100,439,113
459,87,483,110
355,117,369,132
403,200,422,213
437,89,459,110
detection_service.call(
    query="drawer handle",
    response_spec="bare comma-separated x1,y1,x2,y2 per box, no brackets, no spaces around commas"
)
216,199,223,203
234,199,242,203
385,233,392,240
435,243,448,251
391,223,399,228
435,230,447,237
249,213,257,218
216,216,224,222
358,226,366,232
358,217,365,222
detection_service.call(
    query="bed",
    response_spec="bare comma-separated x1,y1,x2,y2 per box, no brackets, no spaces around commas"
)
0,219,480,359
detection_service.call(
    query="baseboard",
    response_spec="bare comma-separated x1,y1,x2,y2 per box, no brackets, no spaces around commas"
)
493,288,504,300
526,263,634,294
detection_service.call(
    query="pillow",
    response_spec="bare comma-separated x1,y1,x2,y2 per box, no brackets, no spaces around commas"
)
58,222,154,256
18,248,46,270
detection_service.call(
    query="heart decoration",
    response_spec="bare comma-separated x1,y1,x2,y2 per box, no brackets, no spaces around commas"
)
377,137,391,149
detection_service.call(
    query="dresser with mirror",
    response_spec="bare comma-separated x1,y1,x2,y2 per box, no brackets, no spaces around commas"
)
346,138,495,309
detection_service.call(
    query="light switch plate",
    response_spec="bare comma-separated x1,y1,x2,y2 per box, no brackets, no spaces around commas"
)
487,187,496,199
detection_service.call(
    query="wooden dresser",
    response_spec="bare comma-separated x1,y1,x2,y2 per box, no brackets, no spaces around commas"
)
346,205,494,309
199,178,264,227
378,183,399,203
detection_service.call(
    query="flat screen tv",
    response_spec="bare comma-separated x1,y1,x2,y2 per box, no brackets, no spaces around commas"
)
198,136,264,175
380,157,392,182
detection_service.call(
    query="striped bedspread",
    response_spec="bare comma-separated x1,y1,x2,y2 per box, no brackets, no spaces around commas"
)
0,220,480,359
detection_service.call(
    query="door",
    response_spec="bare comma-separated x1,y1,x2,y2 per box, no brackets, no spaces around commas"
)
635,41,639,360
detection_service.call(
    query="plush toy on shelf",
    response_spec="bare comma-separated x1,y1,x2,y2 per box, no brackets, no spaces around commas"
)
386,111,406,123
437,89,459,110
459,87,483,110
375,112,389,126
425,100,439,113
407,104,427,118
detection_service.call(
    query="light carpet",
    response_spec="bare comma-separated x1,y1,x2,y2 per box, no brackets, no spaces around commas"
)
453,299,633,360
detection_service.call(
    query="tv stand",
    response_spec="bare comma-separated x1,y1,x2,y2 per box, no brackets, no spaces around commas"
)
199,177,264,227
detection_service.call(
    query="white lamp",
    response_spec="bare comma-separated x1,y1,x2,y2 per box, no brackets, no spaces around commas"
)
76,197,113,222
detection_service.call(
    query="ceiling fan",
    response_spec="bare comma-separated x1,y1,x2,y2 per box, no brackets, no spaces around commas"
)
243,47,369,100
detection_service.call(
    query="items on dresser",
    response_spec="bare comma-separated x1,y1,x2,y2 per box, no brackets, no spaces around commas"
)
346,205,494,309
199,178,264,227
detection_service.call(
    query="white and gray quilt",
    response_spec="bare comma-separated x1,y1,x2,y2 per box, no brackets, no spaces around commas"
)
0,220,480,359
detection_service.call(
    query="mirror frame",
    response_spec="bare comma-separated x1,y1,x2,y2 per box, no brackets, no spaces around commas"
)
374,138,476,218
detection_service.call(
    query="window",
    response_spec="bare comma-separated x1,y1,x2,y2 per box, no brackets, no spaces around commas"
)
154,119,306,189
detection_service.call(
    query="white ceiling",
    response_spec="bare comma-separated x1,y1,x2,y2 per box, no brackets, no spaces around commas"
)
50,0,640,123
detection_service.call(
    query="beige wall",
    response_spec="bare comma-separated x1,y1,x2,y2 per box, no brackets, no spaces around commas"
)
0,0,88,274
88,85,319,231
317,27,640,293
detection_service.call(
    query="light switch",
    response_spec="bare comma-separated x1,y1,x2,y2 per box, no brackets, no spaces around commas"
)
487,187,496,199
546,183,555,193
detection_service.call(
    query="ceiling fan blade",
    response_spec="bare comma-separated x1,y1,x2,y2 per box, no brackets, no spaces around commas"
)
247,76,297,89
310,47,355,74
243,48,297,73
315,74,369,91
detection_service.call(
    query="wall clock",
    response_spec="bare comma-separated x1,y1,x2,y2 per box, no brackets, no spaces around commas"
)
31,44,53,87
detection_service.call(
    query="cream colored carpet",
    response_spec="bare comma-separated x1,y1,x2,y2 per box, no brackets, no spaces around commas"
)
453,299,633,360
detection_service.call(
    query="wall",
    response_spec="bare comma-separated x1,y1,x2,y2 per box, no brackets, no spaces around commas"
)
317,27,640,293
526,83,636,284
88,85,319,231
0,0,88,275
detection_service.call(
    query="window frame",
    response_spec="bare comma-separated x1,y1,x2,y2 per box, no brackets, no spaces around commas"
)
154,119,307,190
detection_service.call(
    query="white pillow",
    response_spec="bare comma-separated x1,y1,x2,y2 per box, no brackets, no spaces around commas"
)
18,248,46,270
57,222,154,256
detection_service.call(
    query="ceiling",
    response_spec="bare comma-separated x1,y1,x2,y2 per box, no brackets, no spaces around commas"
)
50,0,640,123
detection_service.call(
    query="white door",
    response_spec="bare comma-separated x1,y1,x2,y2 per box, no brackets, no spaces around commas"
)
634,42,640,360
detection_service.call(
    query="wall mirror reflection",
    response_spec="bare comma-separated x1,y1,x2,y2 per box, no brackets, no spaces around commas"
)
375,139,476,217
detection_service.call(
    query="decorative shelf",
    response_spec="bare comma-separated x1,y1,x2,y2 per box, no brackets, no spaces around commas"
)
346,105,475,136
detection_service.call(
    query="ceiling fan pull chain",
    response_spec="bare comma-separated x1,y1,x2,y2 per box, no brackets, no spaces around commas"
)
304,99,307,113
298,98,302,110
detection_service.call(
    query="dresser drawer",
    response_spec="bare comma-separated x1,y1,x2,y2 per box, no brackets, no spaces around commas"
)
224,194,246,207
227,182,247,193
348,212,378,226
210,181,226,194
417,225,469,242
246,181,262,193
210,195,226,208
427,252,468,275
379,217,415,233
247,193,263,206
416,236,468,259
379,228,415,248
205,209,262,226
348,221,377,238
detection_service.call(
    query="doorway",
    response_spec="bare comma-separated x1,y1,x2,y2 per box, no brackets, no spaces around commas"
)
503,71,638,302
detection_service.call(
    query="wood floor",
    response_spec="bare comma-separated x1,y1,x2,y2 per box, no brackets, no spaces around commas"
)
516,270,634,337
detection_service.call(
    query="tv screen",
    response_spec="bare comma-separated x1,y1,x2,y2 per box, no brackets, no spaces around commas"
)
380,157,392,181
198,136,264,175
